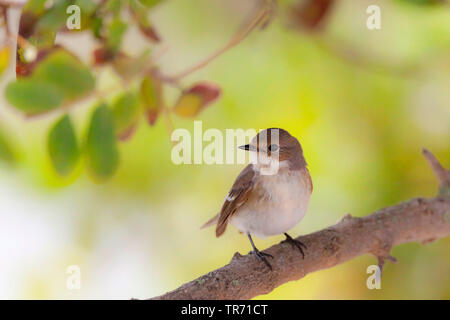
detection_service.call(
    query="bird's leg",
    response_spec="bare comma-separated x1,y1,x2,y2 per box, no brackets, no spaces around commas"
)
282,233,307,259
247,233,273,270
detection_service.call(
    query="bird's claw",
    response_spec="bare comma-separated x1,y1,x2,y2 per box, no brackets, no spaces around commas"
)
282,233,307,259
249,250,273,270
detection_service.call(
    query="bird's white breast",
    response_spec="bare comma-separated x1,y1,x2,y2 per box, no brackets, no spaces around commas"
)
230,164,312,238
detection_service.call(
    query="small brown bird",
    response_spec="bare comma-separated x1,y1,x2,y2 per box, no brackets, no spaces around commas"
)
202,128,313,270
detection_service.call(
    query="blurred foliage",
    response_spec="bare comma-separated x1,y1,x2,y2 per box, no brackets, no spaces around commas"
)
85,103,119,182
0,126,15,164
48,115,79,176
2,0,223,180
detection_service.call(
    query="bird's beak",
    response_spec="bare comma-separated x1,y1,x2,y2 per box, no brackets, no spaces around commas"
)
239,144,256,151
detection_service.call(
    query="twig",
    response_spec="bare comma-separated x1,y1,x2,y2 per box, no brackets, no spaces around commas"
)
164,0,271,82
149,149,450,300
0,0,26,8
0,4,10,37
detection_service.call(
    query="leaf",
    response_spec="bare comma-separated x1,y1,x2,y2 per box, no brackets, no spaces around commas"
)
5,79,63,115
172,94,203,118
17,0,45,41
173,82,221,117
140,75,162,125
289,0,334,31
129,0,160,42
90,15,104,39
107,18,127,51
138,23,160,42
0,127,16,165
33,49,95,100
48,115,79,176
93,46,115,65
85,104,119,182
16,45,56,77
23,0,47,14
16,0,56,78
0,46,10,76
111,92,141,140
74,0,99,31
75,0,97,16
138,0,164,8
35,0,71,33
9,48,93,115
112,50,150,80
105,0,123,15
188,83,222,105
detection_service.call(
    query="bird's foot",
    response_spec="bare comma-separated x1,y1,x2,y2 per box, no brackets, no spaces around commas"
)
282,233,307,259
249,250,273,270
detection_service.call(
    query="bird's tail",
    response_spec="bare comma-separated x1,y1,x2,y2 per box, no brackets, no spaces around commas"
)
200,214,219,229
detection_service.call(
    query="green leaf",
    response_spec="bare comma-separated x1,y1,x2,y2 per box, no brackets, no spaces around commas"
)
23,0,46,14
105,0,122,15
74,0,98,30
112,50,150,80
172,82,221,117
172,94,204,117
140,75,160,109
48,115,79,176
36,0,71,33
138,0,164,8
33,50,95,100
107,18,127,51
111,92,141,140
91,16,104,39
75,0,97,16
140,75,162,125
0,127,16,165
5,78,63,115
17,0,56,77
85,104,119,182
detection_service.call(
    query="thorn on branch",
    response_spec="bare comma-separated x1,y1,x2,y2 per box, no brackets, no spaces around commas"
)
231,252,244,262
372,237,397,274
377,254,397,274
339,213,353,223
422,148,450,195
259,0,278,29
421,237,437,245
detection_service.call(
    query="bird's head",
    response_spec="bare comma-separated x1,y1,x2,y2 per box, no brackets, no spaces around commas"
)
239,128,306,172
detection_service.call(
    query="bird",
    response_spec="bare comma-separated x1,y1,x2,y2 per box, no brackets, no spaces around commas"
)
201,128,313,270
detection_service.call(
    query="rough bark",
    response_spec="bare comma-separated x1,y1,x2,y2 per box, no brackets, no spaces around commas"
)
150,149,450,300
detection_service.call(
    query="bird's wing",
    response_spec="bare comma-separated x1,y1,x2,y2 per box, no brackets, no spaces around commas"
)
215,164,256,237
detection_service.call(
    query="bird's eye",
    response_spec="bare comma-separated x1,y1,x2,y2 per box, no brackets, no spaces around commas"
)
268,144,279,152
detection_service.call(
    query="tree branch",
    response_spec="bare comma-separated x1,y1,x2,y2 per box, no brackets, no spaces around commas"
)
150,150,450,300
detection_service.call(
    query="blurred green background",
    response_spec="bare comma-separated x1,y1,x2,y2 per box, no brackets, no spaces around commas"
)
0,0,449,299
